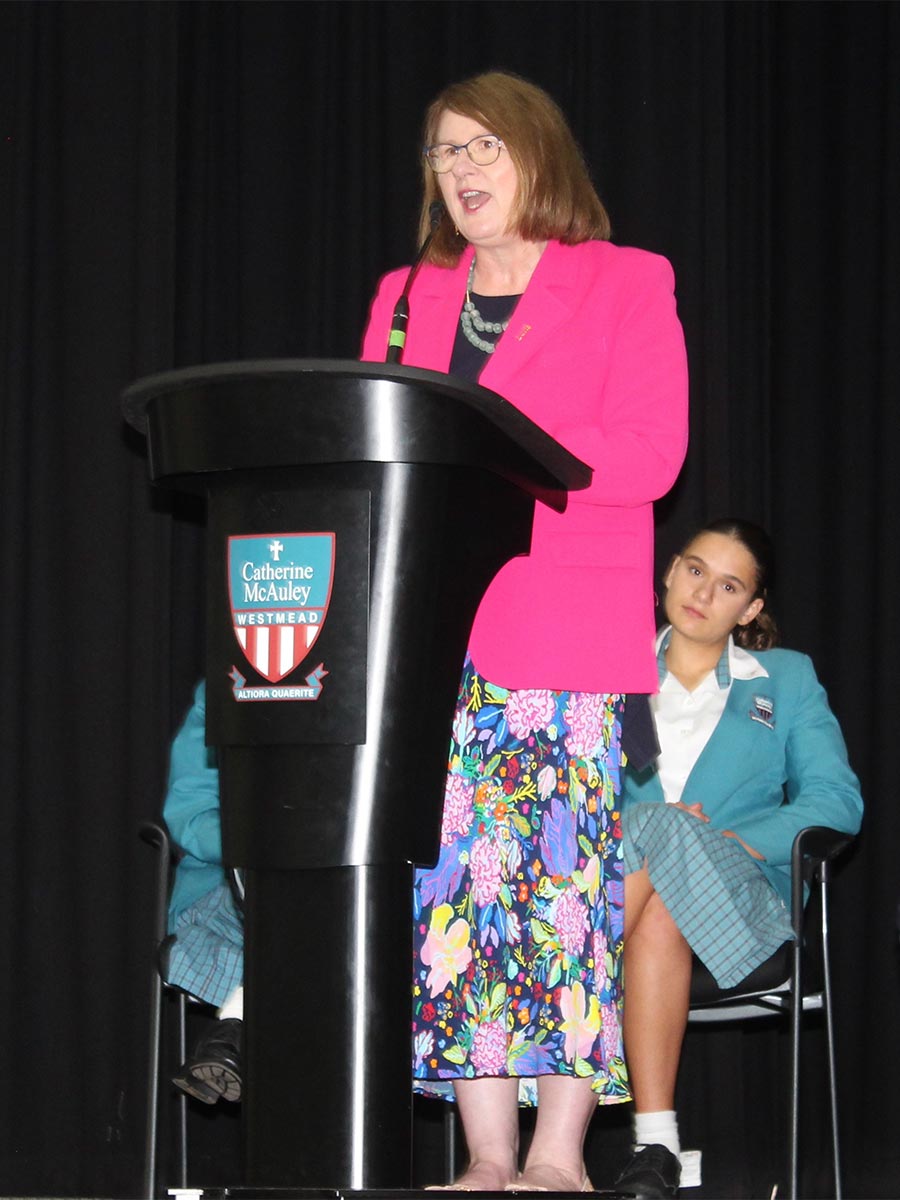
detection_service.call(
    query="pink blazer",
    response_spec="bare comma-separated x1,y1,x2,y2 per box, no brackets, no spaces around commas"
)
360,239,688,693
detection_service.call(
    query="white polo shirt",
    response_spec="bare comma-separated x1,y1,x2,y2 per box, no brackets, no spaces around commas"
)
650,626,769,805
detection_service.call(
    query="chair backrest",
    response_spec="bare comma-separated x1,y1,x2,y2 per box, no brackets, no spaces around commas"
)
228,865,245,911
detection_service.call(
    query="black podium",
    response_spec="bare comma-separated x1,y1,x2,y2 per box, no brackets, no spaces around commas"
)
123,360,591,1192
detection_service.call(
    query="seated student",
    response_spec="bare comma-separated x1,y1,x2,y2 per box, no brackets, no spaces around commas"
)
613,519,863,1199
163,681,243,1105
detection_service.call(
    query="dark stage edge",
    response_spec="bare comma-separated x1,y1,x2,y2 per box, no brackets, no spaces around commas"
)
0,1193,634,1199
165,1189,634,1199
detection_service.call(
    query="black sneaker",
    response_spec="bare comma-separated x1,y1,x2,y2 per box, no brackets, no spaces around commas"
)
613,1144,681,1198
173,1017,243,1104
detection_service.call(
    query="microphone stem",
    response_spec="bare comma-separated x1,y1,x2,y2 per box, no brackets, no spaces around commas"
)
385,203,445,364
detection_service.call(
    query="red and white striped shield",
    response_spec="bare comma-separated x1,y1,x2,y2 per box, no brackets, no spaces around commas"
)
228,532,335,684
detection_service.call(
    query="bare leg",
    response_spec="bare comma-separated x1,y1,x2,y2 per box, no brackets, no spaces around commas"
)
514,1074,597,1191
623,869,692,1113
623,864,655,940
435,1077,520,1191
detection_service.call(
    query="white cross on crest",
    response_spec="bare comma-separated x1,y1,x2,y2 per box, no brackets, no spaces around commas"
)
269,539,284,561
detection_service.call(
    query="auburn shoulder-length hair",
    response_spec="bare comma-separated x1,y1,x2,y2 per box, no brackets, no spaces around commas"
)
419,71,611,267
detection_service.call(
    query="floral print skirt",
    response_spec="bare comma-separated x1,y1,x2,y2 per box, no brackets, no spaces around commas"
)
412,655,629,1106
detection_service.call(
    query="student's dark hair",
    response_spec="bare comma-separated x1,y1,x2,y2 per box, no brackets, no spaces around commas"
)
687,518,779,650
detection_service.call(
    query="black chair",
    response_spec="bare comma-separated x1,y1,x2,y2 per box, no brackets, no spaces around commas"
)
141,820,246,1198
140,820,189,1200
686,825,855,1200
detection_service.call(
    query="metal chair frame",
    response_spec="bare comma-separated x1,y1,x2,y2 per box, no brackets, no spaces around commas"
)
687,825,854,1200
140,820,189,1200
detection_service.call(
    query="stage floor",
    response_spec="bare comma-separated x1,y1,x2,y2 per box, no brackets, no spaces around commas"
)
0,1192,633,1200
165,1189,632,1199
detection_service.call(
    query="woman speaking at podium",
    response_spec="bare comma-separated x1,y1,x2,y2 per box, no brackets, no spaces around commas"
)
361,71,688,1193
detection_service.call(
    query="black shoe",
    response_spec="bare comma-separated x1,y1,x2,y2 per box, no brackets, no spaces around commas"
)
173,1017,243,1104
613,1144,681,1199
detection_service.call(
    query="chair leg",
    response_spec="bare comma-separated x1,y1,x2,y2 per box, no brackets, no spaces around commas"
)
820,867,843,1199
175,991,188,1190
443,1103,458,1184
142,821,171,1200
789,916,802,1199
142,972,163,1199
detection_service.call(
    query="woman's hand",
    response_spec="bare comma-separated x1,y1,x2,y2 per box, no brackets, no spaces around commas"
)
721,829,765,861
670,800,710,823
671,802,765,860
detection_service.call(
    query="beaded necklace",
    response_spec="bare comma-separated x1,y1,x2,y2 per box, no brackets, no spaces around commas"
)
459,259,511,354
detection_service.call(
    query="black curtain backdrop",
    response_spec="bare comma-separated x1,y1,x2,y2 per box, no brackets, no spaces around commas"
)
1,2,897,1196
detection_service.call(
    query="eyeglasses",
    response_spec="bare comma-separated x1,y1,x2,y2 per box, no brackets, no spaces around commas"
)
423,134,505,174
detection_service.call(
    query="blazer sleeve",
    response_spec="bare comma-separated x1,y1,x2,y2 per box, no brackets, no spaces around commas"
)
726,656,863,867
551,252,688,507
162,681,224,867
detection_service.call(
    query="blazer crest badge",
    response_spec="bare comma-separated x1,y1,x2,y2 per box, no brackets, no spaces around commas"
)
749,694,775,729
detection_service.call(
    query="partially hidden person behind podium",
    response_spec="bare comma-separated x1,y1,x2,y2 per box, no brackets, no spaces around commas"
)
615,519,862,1198
361,71,689,1193
163,680,244,1106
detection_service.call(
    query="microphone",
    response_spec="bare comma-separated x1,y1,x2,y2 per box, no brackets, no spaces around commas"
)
385,200,445,363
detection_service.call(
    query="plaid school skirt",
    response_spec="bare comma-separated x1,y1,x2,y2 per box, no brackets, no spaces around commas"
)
623,802,795,988
167,882,244,1009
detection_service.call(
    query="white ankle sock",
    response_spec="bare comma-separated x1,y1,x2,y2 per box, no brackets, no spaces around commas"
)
634,1110,680,1158
217,985,244,1021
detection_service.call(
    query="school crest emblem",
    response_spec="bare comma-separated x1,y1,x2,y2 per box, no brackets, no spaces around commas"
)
228,533,334,683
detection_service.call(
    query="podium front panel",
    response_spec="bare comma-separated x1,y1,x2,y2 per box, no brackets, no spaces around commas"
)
206,485,370,746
